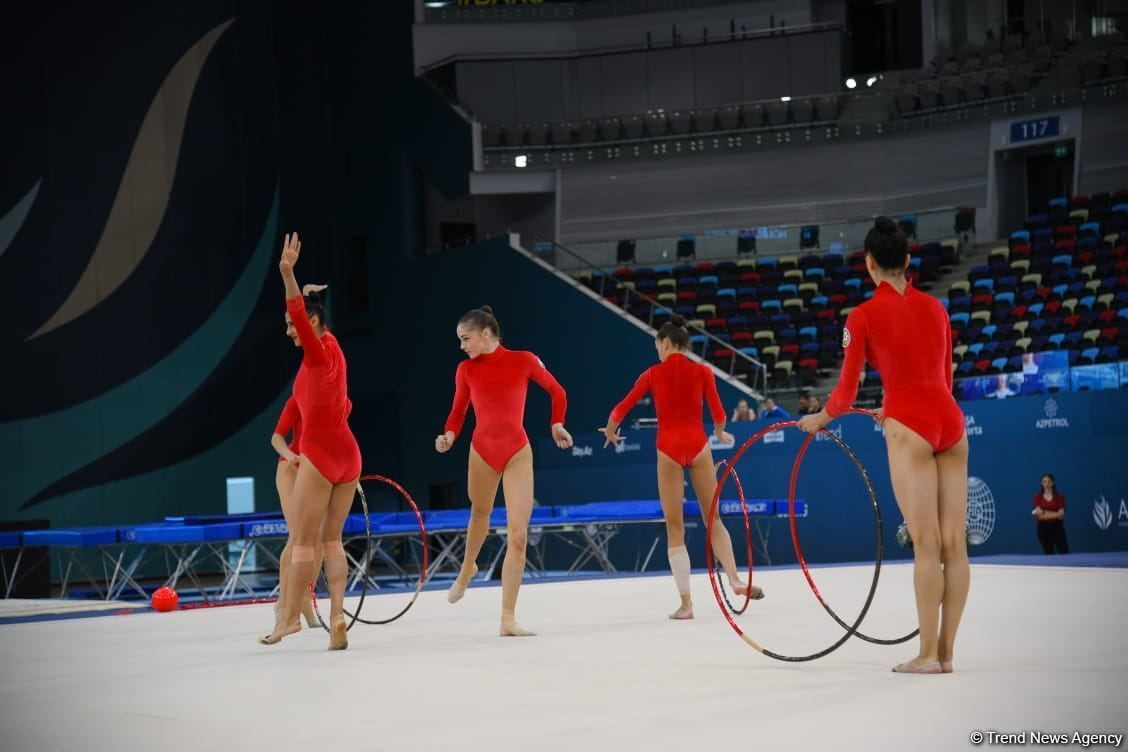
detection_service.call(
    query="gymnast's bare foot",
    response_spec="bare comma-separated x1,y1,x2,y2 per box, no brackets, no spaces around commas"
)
730,579,765,600
499,618,537,637
274,601,318,631
448,563,478,604
258,620,301,645
939,647,954,673
328,614,348,651
669,603,694,620
891,654,942,674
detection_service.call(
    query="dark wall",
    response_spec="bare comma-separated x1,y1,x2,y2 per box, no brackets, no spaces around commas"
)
1078,101,1128,196
414,0,818,71
454,29,843,123
0,0,466,525
559,121,990,242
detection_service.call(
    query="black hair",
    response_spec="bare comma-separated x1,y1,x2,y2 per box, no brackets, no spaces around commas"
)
864,216,910,271
1041,473,1057,495
303,290,327,329
656,314,691,350
459,305,501,339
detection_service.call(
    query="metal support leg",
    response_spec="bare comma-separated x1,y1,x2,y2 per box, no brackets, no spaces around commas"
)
3,549,24,599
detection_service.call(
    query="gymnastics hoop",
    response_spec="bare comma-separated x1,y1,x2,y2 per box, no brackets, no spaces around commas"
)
711,459,756,616
786,409,918,646
707,421,882,661
311,474,429,631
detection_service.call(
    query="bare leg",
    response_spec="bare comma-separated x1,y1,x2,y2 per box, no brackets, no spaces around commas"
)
499,445,535,636
260,458,332,645
449,446,500,604
689,448,761,599
937,434,970,672
657,451,693,619
321,477,358,650
275,462,320,628
884,418,943,673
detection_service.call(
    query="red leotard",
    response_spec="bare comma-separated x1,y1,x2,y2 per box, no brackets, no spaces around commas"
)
286,296,362,483
444,346,568,473
274,396,303,464
827,281,964,453
610,353,726,467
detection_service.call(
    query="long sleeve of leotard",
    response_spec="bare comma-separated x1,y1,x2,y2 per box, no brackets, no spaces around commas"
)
285,296,327,367
703,366,726,426
444,361,472,438
274,397,300,436
610,369,653,424
826,308,869,419
526,353,568,427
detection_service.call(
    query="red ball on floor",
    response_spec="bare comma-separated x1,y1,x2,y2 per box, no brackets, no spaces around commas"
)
151,586,179,612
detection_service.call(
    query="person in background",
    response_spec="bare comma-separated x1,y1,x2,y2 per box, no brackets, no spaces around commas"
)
731,399,754,422
988,373,1016,399
759,398,790,420
797,393,811,414
807,395,823,414
1032,473,1069,554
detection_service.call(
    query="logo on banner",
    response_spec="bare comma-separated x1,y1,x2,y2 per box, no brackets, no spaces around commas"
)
1094,497,1114,530
816,424,843,442
572,445,593,458
966,477,996,545
613,441,642,455
1093,496,1128,530
964,414,983,437
1035,398,1070,429
764,430,786,444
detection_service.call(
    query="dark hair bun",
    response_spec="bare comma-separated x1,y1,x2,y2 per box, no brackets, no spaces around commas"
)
306,290,321,303
670,314,687,327
864,216,910,271
874,216,898,234
458,306,502,340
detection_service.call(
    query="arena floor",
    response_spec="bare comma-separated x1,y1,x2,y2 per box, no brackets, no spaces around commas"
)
1,560,1125,751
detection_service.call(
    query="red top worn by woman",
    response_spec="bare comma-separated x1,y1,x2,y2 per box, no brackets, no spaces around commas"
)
274,396,303,463
610,353,726,467
827,281,963,453
444,346,567,473
285,296,362,483
1032,492,1066,519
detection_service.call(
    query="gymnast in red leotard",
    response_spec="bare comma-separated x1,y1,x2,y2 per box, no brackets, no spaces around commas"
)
601,315,763,620
261,233,361,651
798,217,970,675
435,306,573,637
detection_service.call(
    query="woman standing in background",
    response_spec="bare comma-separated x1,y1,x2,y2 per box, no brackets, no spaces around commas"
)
1033,474,1069,554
